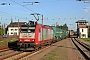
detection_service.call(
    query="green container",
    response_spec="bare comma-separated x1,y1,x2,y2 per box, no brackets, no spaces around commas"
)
51,26,63,41
60,29,63,39
63,30,68,38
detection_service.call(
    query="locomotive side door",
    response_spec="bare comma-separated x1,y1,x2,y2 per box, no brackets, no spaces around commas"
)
38,28,42,41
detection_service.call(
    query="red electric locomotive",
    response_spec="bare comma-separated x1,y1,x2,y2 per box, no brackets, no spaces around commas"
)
17,21,54,50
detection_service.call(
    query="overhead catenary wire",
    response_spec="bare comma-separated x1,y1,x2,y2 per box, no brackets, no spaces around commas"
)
39,5,56,19
7,0,80,21
0,0,38,23
1,0,89,23
0,10,29,20
10,0,36,13
82,10,90,19
9,0,42,22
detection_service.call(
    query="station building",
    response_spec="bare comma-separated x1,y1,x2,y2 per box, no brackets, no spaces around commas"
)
76,20,88,38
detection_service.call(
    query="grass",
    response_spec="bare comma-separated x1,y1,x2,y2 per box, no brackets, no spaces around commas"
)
80,38,90,43
0,39,17,46
40,47,69,60
0,54,2,56
43,51,59,60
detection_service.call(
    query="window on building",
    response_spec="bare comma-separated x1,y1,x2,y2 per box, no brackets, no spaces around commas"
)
15,29,17,31
11,32,13,34
82,29,84,32
11,29,13,31
82,34,86,37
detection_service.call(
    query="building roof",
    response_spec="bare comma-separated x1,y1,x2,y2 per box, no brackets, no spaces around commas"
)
76,20,88,23
8,22,26,27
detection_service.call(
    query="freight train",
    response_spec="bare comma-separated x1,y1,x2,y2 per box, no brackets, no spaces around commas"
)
8,21,69,50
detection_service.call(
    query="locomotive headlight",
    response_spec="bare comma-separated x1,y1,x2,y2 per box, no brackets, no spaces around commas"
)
32,40,34,41
20,39,21,41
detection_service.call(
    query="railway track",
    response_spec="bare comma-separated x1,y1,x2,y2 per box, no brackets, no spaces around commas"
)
0,44,51,60
0,51,22,60
74,38,90,51
71,38,90,60
0,39,64,60
0,48,10,53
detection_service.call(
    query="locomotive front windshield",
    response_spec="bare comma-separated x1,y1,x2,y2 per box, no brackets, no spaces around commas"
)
20,27,35,33
21,29,35,33
19,27,35,38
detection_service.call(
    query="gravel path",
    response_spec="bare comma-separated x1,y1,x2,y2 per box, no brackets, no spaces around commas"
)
23,38,83,60
39,38,80,60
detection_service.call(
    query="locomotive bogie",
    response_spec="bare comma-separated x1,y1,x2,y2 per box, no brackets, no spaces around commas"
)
17,42,40,50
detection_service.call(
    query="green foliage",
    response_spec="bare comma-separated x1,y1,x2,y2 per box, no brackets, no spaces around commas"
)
0,25,8,35
88,33,90,37
0,39,17,45
81,38,90,42
56,23,68,30
43,51,59,60
63,23,68,30
5,26,8,34
0,40,10,45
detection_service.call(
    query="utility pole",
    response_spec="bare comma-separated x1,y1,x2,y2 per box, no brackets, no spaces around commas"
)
0,22,1,35
42,15,44,26
4,23,5,35
18,19,19,36
42,15,43,39
2,24,3,35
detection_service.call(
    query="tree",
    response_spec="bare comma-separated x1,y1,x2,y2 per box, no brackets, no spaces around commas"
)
5,25,8,34
56,23,68,30
63,23,68,30
56,25,59,28
59,25,63,29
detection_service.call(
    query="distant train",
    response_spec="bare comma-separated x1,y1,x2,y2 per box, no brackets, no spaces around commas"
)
17,21,69,50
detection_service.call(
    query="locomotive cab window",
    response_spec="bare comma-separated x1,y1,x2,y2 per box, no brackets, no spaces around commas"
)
21,29,35,33
28,29,35,33
21,27,35,33
21,29,27,33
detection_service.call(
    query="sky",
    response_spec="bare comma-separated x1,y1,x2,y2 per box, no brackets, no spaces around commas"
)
0,0,90,31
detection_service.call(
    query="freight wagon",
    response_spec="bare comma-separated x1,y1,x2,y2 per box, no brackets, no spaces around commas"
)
51,26,63,42
62,30,68,39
